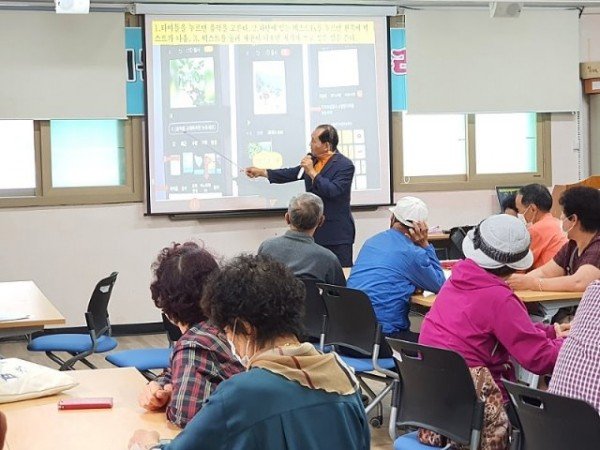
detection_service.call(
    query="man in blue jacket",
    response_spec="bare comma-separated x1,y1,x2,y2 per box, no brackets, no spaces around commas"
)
245,124,355,267
348,196,446,342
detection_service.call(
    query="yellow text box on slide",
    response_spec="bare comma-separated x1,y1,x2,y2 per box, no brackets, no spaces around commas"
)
152,21,375,45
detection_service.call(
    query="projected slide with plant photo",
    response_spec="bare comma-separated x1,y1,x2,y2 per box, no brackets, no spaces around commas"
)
145,15,391,215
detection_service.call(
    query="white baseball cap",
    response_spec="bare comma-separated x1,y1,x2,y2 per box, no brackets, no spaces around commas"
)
462,214,533,270
389,197,428,228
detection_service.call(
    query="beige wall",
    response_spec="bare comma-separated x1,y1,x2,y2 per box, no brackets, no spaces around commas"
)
0,118,581,327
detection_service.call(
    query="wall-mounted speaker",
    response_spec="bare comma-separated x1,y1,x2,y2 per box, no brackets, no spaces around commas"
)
55,0,90,14
489,2,523,18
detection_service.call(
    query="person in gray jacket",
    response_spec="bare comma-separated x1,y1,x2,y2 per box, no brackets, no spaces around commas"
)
258,193,346,286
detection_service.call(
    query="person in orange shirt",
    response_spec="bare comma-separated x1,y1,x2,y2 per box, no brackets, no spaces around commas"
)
515,183,567,269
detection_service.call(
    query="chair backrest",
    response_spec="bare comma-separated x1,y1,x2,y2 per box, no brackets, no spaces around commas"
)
299,278,327,342
387,339,484,445
317,283,388,357
504,380,600,450
85,272,118,338
161,313,183,345
448,226,475,260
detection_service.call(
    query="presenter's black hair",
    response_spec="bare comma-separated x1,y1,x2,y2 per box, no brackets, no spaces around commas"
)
316,124,339,151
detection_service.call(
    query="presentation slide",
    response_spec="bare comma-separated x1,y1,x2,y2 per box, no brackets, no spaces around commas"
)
145,15,391,215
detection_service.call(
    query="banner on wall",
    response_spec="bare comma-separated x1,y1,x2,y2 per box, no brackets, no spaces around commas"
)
389,28,407,112
126,27,145,116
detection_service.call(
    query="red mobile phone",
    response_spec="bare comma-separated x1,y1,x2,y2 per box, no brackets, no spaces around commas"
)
57,397,113,410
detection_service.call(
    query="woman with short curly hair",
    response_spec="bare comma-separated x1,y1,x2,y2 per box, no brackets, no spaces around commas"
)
130,254,370,450
138,242,242,428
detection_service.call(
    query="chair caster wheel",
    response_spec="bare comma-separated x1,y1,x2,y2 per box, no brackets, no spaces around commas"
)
369,416,383,428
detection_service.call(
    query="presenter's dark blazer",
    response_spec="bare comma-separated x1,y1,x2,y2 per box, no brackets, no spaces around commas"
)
267,152,355,246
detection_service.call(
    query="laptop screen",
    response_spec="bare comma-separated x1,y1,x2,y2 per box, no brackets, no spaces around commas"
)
495,186,522,211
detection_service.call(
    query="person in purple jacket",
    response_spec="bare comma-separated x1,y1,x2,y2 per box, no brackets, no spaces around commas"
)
419,214,569,402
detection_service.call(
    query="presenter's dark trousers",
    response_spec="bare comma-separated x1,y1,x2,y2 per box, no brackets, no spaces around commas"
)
321,243,353,268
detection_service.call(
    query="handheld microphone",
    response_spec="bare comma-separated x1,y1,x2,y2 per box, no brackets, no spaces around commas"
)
297,153,314,179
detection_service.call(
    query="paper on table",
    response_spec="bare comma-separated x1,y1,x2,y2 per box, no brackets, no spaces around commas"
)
422,270,451,297
0,312,30,322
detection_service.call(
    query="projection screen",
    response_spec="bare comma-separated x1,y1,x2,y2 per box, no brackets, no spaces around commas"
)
144,10,392,215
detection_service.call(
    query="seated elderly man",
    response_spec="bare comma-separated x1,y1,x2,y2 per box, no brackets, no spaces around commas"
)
258,193,345,286
515,183,567,269
347,196,445,342
508,186,600,292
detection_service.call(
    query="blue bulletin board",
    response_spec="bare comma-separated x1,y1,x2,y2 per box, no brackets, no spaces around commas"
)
126,27,145,116
389,28,407,112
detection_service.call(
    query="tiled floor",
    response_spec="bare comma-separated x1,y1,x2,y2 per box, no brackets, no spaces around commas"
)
1,334,394,449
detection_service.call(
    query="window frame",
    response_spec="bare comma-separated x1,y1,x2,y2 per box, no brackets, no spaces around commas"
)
393,112,551,192
0,117,144,207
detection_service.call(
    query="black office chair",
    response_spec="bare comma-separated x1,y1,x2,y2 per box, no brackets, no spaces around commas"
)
387,339,485,450
317,283,397,428
299,278,328,351
448,225,475,260
28,272,119,370
504,380,600,450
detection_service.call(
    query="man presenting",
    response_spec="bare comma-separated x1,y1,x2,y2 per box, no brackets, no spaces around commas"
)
245,124,355,267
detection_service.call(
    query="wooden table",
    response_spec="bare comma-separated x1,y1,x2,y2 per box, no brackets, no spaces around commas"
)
428,233,450,241
2,367,180,450
411,290,583,309
0,281,65,338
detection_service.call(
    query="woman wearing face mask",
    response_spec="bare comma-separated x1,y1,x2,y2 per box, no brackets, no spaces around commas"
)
138,242,243,428
508,186,600,292
129,254,370,450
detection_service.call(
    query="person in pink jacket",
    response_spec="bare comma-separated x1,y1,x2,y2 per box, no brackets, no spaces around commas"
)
419,214,568,402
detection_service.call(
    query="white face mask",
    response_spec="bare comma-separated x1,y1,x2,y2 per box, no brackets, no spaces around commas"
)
227,339,250,368
562,215,575,235
518,205,533,225
227,320,251,369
